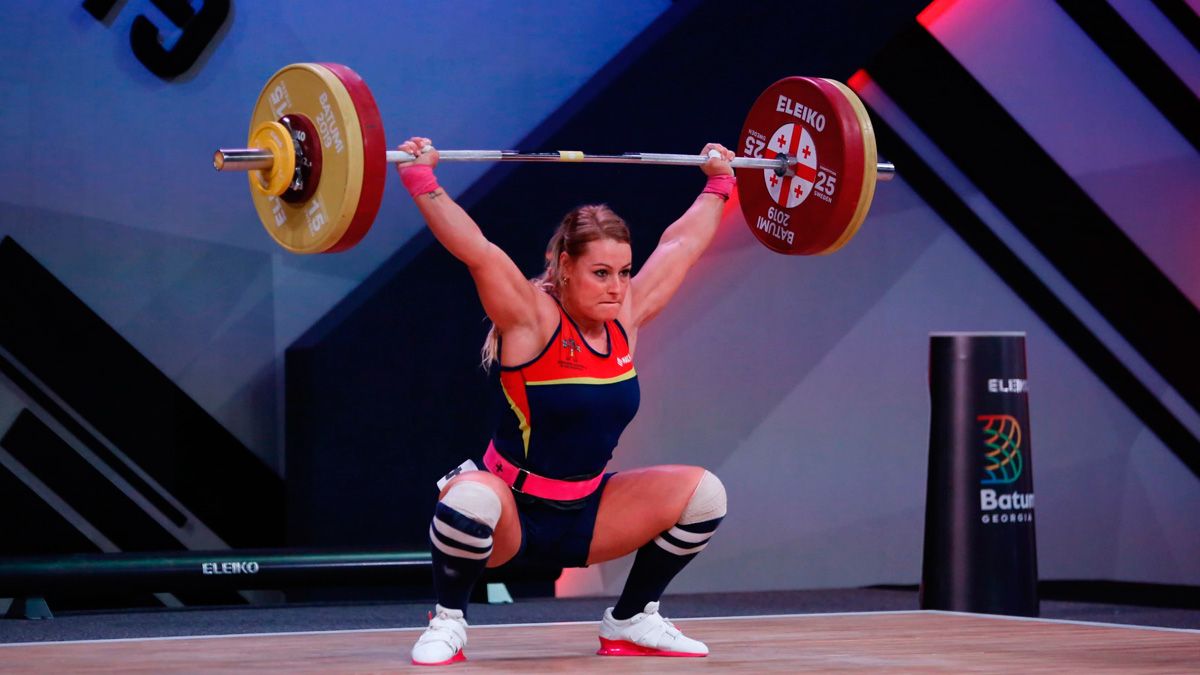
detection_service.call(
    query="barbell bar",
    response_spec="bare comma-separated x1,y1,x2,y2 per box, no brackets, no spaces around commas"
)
215,147,895,177
214,63,896,255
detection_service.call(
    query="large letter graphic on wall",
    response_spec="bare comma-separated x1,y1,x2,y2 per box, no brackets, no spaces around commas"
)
83,0,231,80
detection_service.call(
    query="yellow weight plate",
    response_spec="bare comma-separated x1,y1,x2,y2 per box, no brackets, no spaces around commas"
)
247,63,365,254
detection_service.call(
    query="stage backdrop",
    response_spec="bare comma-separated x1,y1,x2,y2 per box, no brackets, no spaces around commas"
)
0,0,1195,603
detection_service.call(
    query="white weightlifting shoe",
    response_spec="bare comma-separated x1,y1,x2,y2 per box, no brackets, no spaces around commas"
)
597,601,708,657
411,604,468,666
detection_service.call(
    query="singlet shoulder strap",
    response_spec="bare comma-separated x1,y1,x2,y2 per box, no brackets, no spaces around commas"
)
612,319,631,344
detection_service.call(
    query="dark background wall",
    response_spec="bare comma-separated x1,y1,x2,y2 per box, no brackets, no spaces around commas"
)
1,0,1196,603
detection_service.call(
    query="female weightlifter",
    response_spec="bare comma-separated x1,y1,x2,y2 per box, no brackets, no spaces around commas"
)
397,136,733,665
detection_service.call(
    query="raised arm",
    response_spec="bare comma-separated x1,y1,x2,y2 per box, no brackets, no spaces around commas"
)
628,143,735,328
396,137,550,336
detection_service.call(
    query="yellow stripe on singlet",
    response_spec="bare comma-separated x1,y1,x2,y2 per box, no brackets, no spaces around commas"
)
525,368,637,387
500,380,532,457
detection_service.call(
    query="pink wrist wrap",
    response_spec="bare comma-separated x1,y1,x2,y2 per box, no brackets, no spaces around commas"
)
701,174,735,201
400,164,440,198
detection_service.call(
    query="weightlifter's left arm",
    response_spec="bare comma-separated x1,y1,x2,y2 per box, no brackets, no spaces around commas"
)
395,136,549,338
627,142,735,329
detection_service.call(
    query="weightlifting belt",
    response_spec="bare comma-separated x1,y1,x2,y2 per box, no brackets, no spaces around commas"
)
483,442,603,501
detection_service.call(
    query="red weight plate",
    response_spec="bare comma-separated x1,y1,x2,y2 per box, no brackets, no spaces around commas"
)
736,77,869,255
320,63,388,253
818,79,878,255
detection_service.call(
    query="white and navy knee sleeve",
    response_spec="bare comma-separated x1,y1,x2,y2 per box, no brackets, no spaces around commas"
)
429,481,501,561
653,470,726,556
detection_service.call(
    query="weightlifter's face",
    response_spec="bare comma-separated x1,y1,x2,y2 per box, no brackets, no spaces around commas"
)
562,238,632,323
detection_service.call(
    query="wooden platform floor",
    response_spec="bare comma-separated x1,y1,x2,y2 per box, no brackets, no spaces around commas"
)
1,610,1197,673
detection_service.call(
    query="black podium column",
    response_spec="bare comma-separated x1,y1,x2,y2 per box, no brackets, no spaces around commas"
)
921,332,1039,616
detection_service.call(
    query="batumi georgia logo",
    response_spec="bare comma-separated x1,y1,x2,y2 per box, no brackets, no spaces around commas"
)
979,414,1023,484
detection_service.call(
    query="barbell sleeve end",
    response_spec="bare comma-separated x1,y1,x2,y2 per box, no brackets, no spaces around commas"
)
876,161,896,182
213,148,276,172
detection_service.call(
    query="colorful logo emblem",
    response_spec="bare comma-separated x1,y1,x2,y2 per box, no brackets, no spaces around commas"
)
762,122,818,207
979,414,1023,484
560,337,581,363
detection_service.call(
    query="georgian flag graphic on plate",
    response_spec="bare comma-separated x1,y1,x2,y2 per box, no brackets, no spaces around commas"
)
762,123,818,208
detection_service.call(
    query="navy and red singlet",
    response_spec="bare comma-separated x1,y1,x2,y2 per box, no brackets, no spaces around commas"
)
492,302,640,480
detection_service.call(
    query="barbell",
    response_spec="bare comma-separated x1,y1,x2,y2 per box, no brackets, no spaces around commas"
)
214,63,895,255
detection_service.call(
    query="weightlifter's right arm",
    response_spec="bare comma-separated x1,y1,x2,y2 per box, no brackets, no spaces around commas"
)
395,136,544,335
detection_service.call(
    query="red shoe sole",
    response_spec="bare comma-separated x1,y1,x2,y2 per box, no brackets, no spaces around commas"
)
411,650,466,666
596,638,706,657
